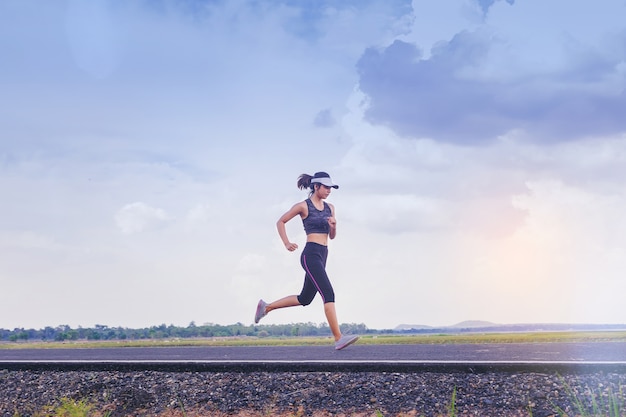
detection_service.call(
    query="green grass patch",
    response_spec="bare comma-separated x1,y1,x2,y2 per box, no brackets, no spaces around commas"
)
2,331,625,349
32,397,108,417
551,376,625,417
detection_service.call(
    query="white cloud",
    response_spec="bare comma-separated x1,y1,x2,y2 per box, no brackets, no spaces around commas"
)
236,253,267,273
344,193,450,234
115,202,169,234
186,203,212,225
0,231,64,252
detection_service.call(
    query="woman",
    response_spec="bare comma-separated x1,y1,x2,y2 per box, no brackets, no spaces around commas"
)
254,171,359,350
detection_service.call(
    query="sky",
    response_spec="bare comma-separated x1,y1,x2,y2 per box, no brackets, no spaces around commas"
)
2,0,626,331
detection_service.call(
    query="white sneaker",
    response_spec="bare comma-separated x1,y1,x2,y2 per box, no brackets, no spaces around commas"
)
254,299,268,324
335,334,359,350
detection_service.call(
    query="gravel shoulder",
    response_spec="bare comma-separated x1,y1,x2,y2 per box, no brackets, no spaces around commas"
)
1,369,625,417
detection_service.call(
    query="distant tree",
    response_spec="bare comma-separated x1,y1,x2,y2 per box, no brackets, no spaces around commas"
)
86,329,101,340
42,326,56,341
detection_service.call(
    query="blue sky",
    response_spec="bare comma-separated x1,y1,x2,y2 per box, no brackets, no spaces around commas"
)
2,0,626,330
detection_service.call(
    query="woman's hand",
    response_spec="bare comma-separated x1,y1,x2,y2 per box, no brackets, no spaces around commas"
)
285,242,299,252
327,216,337,239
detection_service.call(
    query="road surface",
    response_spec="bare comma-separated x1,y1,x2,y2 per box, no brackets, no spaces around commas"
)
1,341,625,361
2,342,625,372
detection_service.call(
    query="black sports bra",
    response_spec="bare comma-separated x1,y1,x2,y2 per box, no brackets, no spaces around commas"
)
302,199,331,234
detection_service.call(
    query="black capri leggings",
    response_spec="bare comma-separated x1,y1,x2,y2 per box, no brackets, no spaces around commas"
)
297,242,335,305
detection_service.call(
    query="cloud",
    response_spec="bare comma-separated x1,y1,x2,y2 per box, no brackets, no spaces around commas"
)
477,0,515,15
313,108,336,127
339,85,626,241
186,203,212,225
236,253,267,273
346,193,450,234
3,0,626,330
356,2,626,144
0,231,65,252
115,202,169,234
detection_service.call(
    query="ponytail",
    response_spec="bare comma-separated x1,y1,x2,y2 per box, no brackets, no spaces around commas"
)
297,173,313,190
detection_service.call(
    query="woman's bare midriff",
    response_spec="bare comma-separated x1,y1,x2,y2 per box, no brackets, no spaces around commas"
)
307,233,328,246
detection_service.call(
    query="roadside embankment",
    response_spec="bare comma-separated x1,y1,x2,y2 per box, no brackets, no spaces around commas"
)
1,369,625,416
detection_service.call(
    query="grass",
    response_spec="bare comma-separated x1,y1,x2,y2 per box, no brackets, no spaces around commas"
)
447,386,457,417
32,398,109,417
2,330,626,349
551,377,625,417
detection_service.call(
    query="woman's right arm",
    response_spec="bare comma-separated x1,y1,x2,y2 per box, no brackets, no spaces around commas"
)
276,201,305,252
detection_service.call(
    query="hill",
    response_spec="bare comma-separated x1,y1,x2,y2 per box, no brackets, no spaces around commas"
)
394,322,626,333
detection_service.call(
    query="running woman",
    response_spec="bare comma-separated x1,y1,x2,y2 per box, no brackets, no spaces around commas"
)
254,171,359,350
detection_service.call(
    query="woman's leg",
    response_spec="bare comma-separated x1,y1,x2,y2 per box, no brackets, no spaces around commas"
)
324,302,342,341
300,243,342,340
255,295,301,323
266,295,301,313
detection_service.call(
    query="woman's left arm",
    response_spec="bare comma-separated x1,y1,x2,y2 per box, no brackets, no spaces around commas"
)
328,203,337,240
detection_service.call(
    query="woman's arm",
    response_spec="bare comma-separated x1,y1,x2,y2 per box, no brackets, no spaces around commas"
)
328,203,337,240
276,201,306,251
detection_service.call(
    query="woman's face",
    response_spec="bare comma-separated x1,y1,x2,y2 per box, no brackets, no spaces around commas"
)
315,184,332,199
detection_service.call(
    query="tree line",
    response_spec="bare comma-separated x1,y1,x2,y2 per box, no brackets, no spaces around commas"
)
0,322,377,342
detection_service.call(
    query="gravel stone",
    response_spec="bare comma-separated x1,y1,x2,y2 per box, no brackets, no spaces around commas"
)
0,369,625,416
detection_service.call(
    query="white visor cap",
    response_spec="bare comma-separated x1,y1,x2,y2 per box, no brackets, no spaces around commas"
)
311,177,339,189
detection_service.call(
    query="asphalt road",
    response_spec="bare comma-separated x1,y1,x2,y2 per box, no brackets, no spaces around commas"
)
2,342,626,373
1,342,626,362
